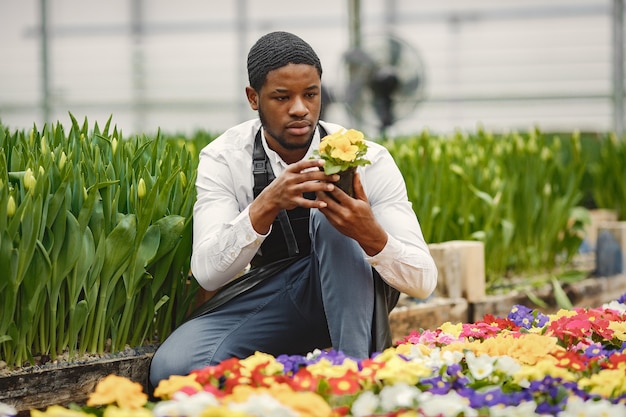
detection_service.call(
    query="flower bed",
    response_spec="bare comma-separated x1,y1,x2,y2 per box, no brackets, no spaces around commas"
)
4,294,626,417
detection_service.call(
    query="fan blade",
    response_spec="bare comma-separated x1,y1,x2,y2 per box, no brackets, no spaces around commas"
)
387,37,403,66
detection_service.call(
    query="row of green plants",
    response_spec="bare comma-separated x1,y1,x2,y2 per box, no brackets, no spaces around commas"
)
0,116,199,368
1,117,625,370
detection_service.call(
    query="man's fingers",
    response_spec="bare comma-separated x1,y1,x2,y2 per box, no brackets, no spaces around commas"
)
352,172,368,202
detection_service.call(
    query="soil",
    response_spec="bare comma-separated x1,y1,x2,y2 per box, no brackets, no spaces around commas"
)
0,344,158,377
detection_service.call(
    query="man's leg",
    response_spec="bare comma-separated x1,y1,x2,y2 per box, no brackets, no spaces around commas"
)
149,257,331,387
309,209,375,359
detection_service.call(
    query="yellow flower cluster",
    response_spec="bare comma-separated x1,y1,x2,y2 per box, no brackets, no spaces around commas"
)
443,333,562,366
87,374,148,410
315,128,370,175
319,129,365,163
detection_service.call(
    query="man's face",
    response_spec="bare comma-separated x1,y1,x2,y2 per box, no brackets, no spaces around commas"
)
246,63,322,163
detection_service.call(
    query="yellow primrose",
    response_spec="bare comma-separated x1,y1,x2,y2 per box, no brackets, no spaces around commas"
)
547,309,577,321
373,353,431,385
153,374,203,400
103,405,153,417
239,351,284,376
344,128,365,144
307,357,359,378
31,405,95,417
87,375,148,409
326,136,358,162
608,320,626,341
394,342,432,358
199,407,251,417
513,360,576,384
439,322,463,338
225,384,333,417
578,369,626,398
446,333,561,366
314,128,370,175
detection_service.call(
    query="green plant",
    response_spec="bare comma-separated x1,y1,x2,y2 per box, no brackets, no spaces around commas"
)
589,132,626,220
385,127,589,284
0,115,198,368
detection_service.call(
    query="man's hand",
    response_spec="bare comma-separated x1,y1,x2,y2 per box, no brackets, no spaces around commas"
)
316,172,388,256
249,159,338,234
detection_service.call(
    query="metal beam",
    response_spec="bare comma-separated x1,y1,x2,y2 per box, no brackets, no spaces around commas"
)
613,0,625,137
39,0,51,125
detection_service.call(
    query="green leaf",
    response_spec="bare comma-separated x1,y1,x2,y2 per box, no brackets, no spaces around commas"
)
101,214,137,286
551,277,573,310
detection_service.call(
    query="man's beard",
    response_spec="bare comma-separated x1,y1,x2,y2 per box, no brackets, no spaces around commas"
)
259,106,316,151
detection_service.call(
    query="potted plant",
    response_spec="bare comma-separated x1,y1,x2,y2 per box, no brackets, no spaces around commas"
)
314,128,371,198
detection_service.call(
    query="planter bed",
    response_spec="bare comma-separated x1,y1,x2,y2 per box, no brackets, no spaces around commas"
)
3,273,626,415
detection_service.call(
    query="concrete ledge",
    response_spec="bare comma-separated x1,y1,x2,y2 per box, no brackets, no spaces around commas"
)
389,297,468,342
0,354,153,416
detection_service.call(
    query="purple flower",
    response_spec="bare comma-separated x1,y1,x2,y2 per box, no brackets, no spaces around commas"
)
419,376,451,395
508,304,549,329
616,292,626,304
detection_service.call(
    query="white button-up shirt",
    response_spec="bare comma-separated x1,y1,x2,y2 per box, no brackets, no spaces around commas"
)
191,118,437,299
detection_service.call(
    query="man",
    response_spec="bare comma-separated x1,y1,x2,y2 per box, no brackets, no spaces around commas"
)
149,31,437,385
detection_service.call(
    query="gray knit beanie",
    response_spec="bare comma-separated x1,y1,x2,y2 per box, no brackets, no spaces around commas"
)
247,31,323,91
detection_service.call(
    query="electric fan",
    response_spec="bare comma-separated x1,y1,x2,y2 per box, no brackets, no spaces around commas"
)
338,34,427,136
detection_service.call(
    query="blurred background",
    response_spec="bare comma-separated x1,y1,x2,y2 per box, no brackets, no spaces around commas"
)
0,0,624,138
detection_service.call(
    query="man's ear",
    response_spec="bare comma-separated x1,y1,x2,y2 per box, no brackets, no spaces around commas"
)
245,86,259,111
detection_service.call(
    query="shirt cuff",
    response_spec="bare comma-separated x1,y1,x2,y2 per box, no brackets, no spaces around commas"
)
237,205,270,247
364,232,402,268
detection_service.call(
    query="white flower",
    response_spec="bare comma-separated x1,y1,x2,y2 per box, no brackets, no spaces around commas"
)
493,355,521,375
557,396,625,417
351,391,380,417
378,382,421,412
465,351,495,380
152,391,219,417
0,402,17,417
419,391,478,417
229,393,298,417
602,301,626,313
489,401,540,417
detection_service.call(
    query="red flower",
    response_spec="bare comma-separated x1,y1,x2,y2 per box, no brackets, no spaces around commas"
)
479,314,520,331
288,368,320,393
327,370,361,396
604,352,626,370
460,322,502,339
552,350,588,372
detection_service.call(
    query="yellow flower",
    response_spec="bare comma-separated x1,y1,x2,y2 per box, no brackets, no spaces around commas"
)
579,369,626,398
31,405,95,417
200,407,250,417
103,406,153,417
315,128,370,175
225,384,333,417
87,375,148,409
444,333,561,365
608,320,626,341
547,309,577,322
439,322,463,338
513,360,576,384
371,350,431,385
239,351,284,376
306,357,359,378
153,374,203,400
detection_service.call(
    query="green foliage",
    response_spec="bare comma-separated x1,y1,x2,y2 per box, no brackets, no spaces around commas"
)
0,115,198,368
1,115,624,369
588,132,626,220
384,126,593,283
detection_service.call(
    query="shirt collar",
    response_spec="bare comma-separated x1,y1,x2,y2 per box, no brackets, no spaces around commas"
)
261,126,322,172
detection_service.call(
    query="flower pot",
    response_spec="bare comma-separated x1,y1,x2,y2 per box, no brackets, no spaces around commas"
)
335,167,356,198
